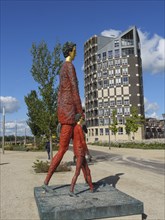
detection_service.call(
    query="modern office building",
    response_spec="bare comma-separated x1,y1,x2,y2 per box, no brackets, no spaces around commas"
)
84,26,145,143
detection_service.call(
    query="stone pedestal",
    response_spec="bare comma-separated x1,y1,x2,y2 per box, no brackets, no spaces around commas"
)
34,183,145,220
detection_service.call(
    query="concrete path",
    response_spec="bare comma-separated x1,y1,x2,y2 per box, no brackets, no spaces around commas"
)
0,145,164,220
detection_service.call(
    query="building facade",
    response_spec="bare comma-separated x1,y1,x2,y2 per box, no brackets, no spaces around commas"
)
84,26,145,143
145,118,165,139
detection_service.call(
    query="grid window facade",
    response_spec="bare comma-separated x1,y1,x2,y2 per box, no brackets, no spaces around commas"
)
84,27,144,142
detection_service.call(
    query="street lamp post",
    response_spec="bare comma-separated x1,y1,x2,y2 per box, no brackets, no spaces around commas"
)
24,127,27,146
15,121,17,145
108,123,111,150
2,106,5,154
162,114,165,138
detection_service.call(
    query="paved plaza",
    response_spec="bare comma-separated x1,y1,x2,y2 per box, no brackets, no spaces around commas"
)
0,145,164,220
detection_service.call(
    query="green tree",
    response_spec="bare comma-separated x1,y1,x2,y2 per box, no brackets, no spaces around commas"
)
109,110,118,141
125,118,132,141
25,41,62,159
125,106,144,140
24,90,44,147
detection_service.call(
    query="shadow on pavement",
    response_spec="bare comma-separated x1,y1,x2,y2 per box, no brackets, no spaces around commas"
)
94,173,124,189
0,162,10,166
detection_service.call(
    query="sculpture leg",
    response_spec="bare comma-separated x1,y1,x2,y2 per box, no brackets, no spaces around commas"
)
70,156,83,192
81,166,88,184
44,125,73,185
83,159,93,191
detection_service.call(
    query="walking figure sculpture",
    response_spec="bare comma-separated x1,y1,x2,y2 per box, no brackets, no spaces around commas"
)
70,114,93,196
43,42,83,192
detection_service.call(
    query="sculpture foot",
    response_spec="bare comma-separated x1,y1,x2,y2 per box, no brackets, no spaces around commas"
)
42,184,54,193
69,191,78,197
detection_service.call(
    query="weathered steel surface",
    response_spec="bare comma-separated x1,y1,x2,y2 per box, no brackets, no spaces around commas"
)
34,183,144,220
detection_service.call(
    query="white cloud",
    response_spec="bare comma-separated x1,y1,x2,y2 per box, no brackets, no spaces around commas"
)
101,29,121,38
0,96,20,113
81,64,84,72
81,98,85,108
144,97,160,118
0,119,32,136
101,28,165,74
138,29,165,74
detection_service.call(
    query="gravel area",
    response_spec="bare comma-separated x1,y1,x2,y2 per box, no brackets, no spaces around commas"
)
0,146,164,220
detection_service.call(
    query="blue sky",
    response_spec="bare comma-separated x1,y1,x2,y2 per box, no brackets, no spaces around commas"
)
0,0,165,136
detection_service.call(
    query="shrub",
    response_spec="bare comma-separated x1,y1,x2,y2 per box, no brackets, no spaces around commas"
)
90,141,165,149
4,145,26,151
32,160,72,173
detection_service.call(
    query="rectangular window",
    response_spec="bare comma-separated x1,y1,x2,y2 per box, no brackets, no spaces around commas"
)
110,100,115,106
103,72,108,78
95,128,98,136
118,127,123,135
116,78,121,85
104,118,109,125
102,52,106,60
98,72,102,78
117,99,122,105
97,63,102,71
110,109,115,115
115,68,121,76
108,60,114,67
122,67,128,75
98,109,104,116
121,39,134,46
124,99,129,105
103,62,107,70
104,79,109,88
109,69,114,77
115,59,120,66
108,50,113,59
104,101,109,107
117,107,123,115
123,76,129,85
124,107,130,115
105,128,109,135
109,79,114,87
114,40,119,47
100,128,104,135
104,108,109,116
99,119,104,126
98,101,103,107
122,58,128,65
122,48,134,56
117,117,123,124
115,49,120,57
97,54,101,62
98,81,102,89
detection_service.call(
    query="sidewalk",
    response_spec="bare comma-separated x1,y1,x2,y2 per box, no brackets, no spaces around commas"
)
0,146,164,220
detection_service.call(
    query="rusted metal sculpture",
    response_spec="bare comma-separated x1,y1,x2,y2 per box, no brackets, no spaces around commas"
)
43,42,83,190
70,114,93,195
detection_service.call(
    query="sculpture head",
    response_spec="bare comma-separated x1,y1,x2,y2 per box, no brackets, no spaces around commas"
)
62,41,76,60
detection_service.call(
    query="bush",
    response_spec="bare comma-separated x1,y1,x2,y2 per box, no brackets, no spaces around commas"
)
32,160,72,173
4,145,14,151
4,145,26,151
32,160,50,173
90,141,165,149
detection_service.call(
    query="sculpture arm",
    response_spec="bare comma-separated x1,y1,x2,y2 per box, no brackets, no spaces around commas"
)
78,126,89,155
68,63,83,114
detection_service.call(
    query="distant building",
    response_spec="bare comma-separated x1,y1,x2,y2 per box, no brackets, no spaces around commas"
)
145,118,164,139
84,26,145,143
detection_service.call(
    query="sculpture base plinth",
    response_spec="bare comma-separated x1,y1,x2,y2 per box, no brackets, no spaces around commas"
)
34,183,144,220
